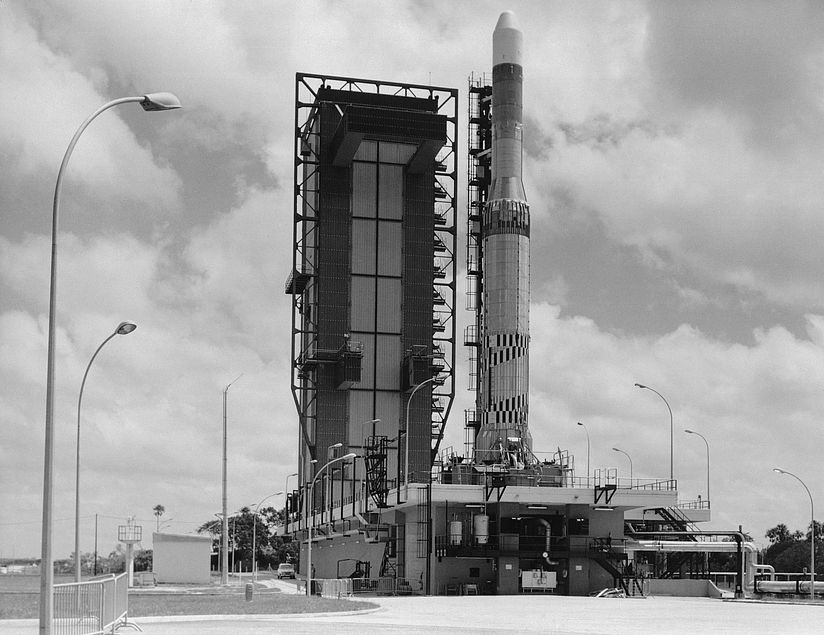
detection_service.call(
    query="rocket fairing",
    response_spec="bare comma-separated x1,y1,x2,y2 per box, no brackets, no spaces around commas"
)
476,11,532,461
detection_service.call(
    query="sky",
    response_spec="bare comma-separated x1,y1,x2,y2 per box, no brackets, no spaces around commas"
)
3,0,824,560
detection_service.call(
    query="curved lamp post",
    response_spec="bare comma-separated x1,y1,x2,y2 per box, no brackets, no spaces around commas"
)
634,383,674,481
251,491,283,581
405,377,438,486
577,422,590,482
221,373,242,585
40,92,181,633
773,468,815,601
307,453,357,596
283,472,298,534
612,447,633,481
684,429,710,505
74,322,137,582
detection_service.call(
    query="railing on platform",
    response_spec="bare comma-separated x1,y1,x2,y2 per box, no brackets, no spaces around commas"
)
313,576,416,597
53,572,130,635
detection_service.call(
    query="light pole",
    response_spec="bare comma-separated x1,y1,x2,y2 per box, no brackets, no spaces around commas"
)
283,472,298,534
39,92,181,634
577,422,590,481
634,383,674,481
74,321,137,582
307,453,357,596
612,447,633,481
221,373,242,585
684,429,710,504
773,468,815,601
327,441,343,460
405,377,438,486
252,491,282,581
360,418,381,451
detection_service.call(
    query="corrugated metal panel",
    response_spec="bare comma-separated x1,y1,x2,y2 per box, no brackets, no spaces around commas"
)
377,221,402,276
354,139,378,161
351,219,376,274
378,165,403,219
379,141,416,164
356,333,375,389
375,391,400,438
377,277,401,333
348,390,373,447
375,334,401,390
352,162,376,217
350,276,375,331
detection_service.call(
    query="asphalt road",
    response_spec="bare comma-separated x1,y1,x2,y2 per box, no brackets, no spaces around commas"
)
3,594,822,634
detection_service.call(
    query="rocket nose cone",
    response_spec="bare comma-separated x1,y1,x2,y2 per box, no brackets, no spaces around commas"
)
495,11,520,32
493,11,523,66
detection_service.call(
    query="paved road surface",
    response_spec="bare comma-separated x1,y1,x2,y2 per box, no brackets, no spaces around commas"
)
3,595,822,634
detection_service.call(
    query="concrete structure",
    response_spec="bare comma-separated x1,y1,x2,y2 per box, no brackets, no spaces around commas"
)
152,533,211,584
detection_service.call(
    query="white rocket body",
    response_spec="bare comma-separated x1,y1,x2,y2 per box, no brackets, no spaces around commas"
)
476,11,532,461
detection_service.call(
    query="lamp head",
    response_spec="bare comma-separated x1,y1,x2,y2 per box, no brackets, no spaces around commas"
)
577,421,584,427
684,429,694,435
115,321,137,335
612,447,620,452
343,452,357,460
634,383,646,389
773,468,786,475
140,92,182,111
330,442,343,449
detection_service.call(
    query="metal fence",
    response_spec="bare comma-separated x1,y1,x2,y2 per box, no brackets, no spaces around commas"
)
315,577,416,598
53,573,130,635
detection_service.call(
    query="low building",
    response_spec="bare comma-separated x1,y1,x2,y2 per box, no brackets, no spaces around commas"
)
152,532,211,584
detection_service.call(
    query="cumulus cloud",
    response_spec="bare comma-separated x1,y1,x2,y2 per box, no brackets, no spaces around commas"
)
3,0,824,559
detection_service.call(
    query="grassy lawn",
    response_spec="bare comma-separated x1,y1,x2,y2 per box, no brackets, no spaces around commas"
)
0,575,375,619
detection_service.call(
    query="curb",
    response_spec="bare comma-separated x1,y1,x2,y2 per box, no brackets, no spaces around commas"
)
129,607,384,623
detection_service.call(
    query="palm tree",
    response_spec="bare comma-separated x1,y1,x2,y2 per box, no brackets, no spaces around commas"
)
153,504,165,532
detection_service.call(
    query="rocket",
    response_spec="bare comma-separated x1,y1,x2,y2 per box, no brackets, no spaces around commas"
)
476,11,532,463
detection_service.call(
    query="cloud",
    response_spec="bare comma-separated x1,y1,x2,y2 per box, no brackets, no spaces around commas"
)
646,1,824,149
528,302,824,534
0,4,181,225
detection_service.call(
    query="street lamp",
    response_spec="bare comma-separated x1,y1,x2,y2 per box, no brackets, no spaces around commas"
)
221,373,242,586
684,429,710,504
283,472,298,534
612,447,633,481
634,383,674,481
773,468,815,601
405,377,438,486
40,92,181,634
74,322,137,582
307,453,357,596
360,418,381,451
252,491,283,581
577,422,590,481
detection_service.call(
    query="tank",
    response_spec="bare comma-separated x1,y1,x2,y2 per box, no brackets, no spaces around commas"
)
474,514,489,545
449,520,463,545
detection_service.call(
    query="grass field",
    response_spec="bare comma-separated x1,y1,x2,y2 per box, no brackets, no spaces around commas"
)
0,575,375,619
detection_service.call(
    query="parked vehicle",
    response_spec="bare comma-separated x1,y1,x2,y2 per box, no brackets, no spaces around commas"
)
277,563,296,579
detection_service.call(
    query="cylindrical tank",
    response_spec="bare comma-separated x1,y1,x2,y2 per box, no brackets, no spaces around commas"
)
449,520,463,545
474,514,489,545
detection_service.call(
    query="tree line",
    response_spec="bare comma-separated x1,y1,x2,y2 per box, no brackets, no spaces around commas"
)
197,506,298,572
762,521,824,575
49,504,296,576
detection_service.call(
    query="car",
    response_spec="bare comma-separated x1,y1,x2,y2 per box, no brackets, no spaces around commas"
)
277,563,296,579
